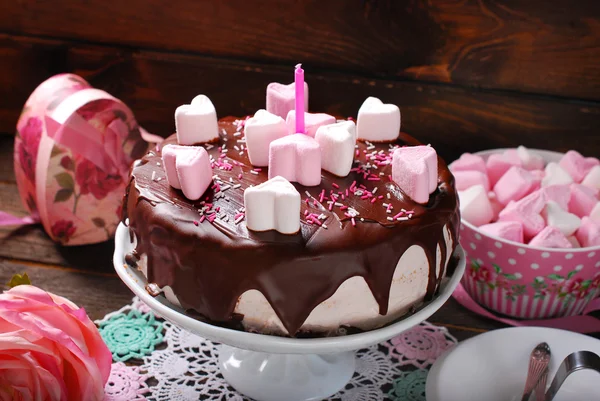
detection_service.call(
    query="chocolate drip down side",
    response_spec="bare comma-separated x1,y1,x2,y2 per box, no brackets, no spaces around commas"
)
124,117,459,336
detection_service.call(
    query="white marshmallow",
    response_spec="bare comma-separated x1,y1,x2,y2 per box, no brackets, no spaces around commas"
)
334,120,357,141
244,176,301,234
542,201,581,237
541,162,573,187
175,95,219,145
517,146,545,170
591,202,600,223
458,185,494,227
582,165,600,191
315,121,357,177
356,97,400,142
244,109,288,167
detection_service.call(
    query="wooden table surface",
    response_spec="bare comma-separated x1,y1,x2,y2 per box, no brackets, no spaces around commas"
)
0,134,509,343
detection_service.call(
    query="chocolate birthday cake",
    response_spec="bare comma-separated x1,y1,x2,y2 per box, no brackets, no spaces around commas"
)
122,86,459,337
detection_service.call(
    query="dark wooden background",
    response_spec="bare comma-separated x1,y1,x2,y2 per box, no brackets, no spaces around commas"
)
1,0,600,341
1,0,600,161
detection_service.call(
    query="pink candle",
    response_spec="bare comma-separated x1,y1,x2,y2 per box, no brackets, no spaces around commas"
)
295,64,305,134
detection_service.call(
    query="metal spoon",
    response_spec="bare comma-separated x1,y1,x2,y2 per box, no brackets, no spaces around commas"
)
521,342,552,401
544,350,600,401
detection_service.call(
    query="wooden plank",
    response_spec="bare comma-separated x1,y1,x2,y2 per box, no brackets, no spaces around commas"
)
0,140,117,271
0,180,117,273
430,298,506,333
1,1,599,99
0,136,14,183
0,259,131,320
1,34,599,162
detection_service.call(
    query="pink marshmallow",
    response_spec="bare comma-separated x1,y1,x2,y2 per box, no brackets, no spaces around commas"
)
493,166,535,205
392,145,438,203
530,169,545,182
517,146,545,170
541,185,571,211
498,190,546,239
162,144,189,189
458,185,494,227
266,82,309,119
584,157,600,175
268,134,321,186
591,202,600,223
582,165,600,191
175,146,213,201
559,150,588,182
529,226,573,249
575,217,600,248
488,192,504,221
569,183,599,218
479,221,524,243
568,236,581,248
450,153,486,174
503,149,523,166
530,173,542,193
286,111,335,137
486,153,514,187
453,170,490,192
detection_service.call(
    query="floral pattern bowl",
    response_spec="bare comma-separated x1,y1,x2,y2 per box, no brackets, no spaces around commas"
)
457,149,600,319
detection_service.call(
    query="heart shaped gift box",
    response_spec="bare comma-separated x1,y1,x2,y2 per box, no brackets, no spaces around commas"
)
13,74,151,245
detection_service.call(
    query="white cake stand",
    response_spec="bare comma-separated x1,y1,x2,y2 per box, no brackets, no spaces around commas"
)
113,223,465,401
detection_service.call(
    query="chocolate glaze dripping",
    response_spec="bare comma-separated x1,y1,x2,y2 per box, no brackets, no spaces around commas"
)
123,117,460,336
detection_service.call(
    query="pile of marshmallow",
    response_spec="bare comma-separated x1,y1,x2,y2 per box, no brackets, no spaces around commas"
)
157,82,440,234
454,147,600,248
161,89,403,199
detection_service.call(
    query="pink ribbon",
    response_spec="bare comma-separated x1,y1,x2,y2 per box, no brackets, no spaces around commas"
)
44,114,129,180
139,127,164,144
453,283,600,333
0,211,39,226
3,110,163,229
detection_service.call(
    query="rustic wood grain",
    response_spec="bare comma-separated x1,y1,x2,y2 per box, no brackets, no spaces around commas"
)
0,259,131,320
0,136,14,183
1,1,599,99
2,34,600,162
0,178,117,273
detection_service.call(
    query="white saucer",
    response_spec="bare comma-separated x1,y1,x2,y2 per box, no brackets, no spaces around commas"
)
426,327,600,401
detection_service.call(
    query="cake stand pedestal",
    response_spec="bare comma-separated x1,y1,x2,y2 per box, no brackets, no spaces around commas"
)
113,223,465,401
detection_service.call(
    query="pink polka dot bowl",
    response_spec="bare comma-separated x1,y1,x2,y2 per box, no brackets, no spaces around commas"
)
456,149,600,320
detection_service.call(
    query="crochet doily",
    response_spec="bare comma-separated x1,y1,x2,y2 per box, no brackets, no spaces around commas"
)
97,298,457,401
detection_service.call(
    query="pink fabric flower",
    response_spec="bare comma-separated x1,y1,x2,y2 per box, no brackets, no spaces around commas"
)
75,159,122,200
0,285,112,401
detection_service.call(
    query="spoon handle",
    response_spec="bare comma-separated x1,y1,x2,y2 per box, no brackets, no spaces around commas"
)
544,351,600,401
